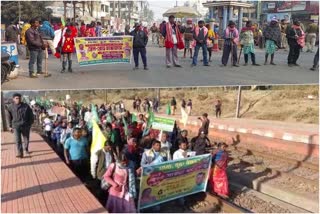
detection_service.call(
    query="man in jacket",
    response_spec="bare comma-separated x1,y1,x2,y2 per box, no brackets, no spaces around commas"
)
39,20,56,56
7,93,34,158
130,23,149,70
26,18,47,78
192,20,209,67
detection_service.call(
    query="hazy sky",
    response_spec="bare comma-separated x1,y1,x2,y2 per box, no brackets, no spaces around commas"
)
148,0,182,21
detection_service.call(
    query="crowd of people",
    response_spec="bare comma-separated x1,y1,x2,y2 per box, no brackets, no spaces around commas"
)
6,93,230,212
4,15,318,79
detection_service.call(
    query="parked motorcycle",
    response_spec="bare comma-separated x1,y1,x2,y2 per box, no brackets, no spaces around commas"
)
1,51,16,84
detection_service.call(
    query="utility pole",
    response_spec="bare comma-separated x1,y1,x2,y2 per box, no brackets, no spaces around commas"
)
128,1,132,26
176,0,178,7
118,0,121,18
18,1,21,24
105,89,108,104
235,86,242,118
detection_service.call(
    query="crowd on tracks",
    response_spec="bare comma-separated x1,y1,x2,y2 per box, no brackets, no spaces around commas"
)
6,93,229,212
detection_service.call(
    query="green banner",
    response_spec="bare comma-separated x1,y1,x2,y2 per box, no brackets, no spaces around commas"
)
151,116,175,132
138,154,212,210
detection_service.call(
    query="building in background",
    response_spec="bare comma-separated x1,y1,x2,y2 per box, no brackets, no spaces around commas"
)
184,0,209,18
260,1,319,25
203,0,254,31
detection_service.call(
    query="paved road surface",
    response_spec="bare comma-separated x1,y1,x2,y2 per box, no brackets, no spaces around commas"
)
2,45,318,91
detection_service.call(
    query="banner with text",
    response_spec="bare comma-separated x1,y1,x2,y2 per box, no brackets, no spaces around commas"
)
151,116,175,132
74,36,133,66
138,154,212,210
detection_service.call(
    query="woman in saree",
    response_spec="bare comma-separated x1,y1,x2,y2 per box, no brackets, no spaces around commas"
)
210,142,229,198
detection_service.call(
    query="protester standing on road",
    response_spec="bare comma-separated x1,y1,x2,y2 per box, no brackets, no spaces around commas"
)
39,20,56,56
305,22,318,53
26,18,47,78
280,19,289,50
5,22,20,47
183,19,194,58
58,28,75,73
310,45,319,71
170,97,177,115
159,21,166,48
7,93,34,158
192,20,209,67
206,23,216,62
286,20,305,67
263,17,281,65
130,23,149,70
161,15,184,68
96,22,103,37
240,21,260,66
221,21,239,67
211,143,229,198
160,132,172,160
20,22,31,59
150,23,159,45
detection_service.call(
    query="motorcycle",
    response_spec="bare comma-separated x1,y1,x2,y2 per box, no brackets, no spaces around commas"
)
1,51,16,84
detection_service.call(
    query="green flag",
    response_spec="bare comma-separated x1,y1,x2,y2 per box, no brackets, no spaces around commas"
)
166,103,171,115
131,114,137,122
88,104,99,130
122,116,128,136
147,110,155,128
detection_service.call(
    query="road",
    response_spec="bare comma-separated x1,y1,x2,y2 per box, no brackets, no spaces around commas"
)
2,44,318,91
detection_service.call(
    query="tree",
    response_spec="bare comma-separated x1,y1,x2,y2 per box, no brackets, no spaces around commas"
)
1,1,53,24
143,7,154,23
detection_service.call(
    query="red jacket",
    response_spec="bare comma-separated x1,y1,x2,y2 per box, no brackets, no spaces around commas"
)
59,34,75,53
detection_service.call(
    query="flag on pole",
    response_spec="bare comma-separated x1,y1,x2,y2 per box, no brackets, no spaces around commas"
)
166,103,171,115
61,17,66,27
181,107,188,127
87,104,99,130
131,114,137,122
90,120,106,178
122,116,128,136
147,110,154,128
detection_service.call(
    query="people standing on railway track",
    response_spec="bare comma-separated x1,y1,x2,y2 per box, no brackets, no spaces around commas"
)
161,15,184,68
64,127,89,179
198,113,210,136
221,21,239,67
171,97,177,115
286,20,305,67
211,143,229,198
215,99,222,118
186,99,192,115
310,45,319,71
263,17,281,65
104,151,137,213
7,93,34,158
240,21,260,66
191,131,210,155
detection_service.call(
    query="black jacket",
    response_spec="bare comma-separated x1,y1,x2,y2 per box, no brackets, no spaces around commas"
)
191,136,210,155
26,27,44,50
7,103,34,128
130,30,148,48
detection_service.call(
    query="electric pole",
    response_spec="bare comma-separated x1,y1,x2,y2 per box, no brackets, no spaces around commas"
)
18,1,21,24
236,86,242,118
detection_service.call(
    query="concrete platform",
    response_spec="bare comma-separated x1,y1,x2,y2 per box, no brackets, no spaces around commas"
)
1,132,107,213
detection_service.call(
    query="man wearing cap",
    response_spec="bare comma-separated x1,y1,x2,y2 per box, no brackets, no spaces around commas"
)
7,93,34,158
130,22,149,70
263,17,281,65
221,21,239,67
161,15,184,68
183,19,194,58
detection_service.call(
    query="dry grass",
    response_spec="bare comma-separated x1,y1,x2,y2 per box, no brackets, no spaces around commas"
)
45,85,319,124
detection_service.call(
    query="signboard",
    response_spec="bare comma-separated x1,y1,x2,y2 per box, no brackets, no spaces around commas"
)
74,36,133,66
138,154,212,210
276,1,306,12
268,3,276,9
267,13,291,22
1,42,18,65
310,15,319,22
151,116,175,132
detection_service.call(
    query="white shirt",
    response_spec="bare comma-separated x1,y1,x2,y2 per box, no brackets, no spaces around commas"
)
84,111,93,123
43,118,52,131
173,149,188,160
